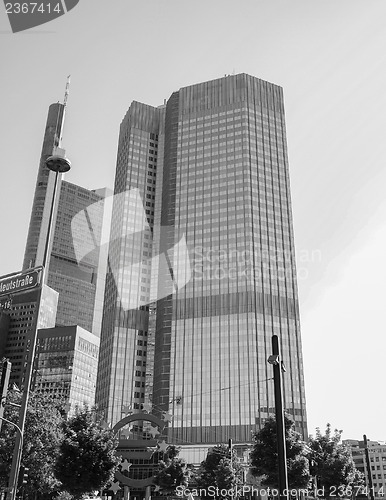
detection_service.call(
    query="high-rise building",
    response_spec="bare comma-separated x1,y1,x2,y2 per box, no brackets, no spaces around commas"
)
96,74,307,444
23,102,109,336
95,103,163,422
23,103,65,272
48,182,109,334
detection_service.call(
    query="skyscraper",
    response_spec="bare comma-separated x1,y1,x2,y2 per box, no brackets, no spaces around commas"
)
95,102,163,421
47,182,108,334
96,74,307,443
23,102,64,272
23,102,109,336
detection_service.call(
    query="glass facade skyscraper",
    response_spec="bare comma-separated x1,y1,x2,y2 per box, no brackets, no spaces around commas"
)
23,103,109,336
48,181,107,333
96,102,163,422
96,74,307,443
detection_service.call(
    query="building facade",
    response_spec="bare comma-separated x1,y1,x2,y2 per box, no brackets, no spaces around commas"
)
0,283,58,388
344,439,386,497
96,102,163,424
48,182,108,334
33,325,100,411
96,74,307,444
22,102,109,336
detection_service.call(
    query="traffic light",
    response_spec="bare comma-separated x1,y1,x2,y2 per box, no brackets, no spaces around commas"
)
17,466,29,488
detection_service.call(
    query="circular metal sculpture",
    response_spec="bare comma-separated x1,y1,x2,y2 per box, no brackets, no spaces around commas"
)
112,411,167,488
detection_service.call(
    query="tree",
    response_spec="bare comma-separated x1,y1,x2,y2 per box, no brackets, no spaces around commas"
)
153,446,191,495
250,414,311,490
55,406,120,499
196,444,244,497
308,424,364,496
215,457,243,492
0,389,65,499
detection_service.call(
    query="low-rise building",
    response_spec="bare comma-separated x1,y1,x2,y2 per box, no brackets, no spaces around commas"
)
0,280,58,388
33,325,100,412
344,438,386,497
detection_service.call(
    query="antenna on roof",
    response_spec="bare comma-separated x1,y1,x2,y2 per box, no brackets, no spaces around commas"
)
63,75,71,108
55,75,71,151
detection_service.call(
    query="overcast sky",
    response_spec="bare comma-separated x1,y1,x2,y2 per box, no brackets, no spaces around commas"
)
1,0,386,442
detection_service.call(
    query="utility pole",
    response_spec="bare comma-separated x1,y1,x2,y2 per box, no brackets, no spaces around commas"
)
363,435,375,500
0,360,12,433
268,335,288,500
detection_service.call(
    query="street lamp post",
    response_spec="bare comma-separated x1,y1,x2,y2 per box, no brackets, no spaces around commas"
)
268,334,288,500
6,155,71,500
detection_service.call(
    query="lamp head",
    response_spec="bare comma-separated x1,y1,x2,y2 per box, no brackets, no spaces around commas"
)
45,155,71,173
267,354,280,365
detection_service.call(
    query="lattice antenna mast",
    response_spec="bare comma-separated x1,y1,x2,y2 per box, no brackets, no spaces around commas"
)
63,74,71,108
56,75,70,149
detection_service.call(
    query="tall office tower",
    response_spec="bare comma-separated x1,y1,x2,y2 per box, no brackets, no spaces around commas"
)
23,103,65,271
96,102,163,422
23,103,109,335
96,74,307,443
47,182,108,334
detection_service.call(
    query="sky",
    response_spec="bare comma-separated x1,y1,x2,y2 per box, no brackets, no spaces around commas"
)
1,0,386,442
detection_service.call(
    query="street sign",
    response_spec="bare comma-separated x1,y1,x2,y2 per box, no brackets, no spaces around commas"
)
0,268,42,298
0,297,12,310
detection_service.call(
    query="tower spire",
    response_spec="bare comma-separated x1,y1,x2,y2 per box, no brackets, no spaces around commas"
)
56,75,70,149
63,75,71,108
